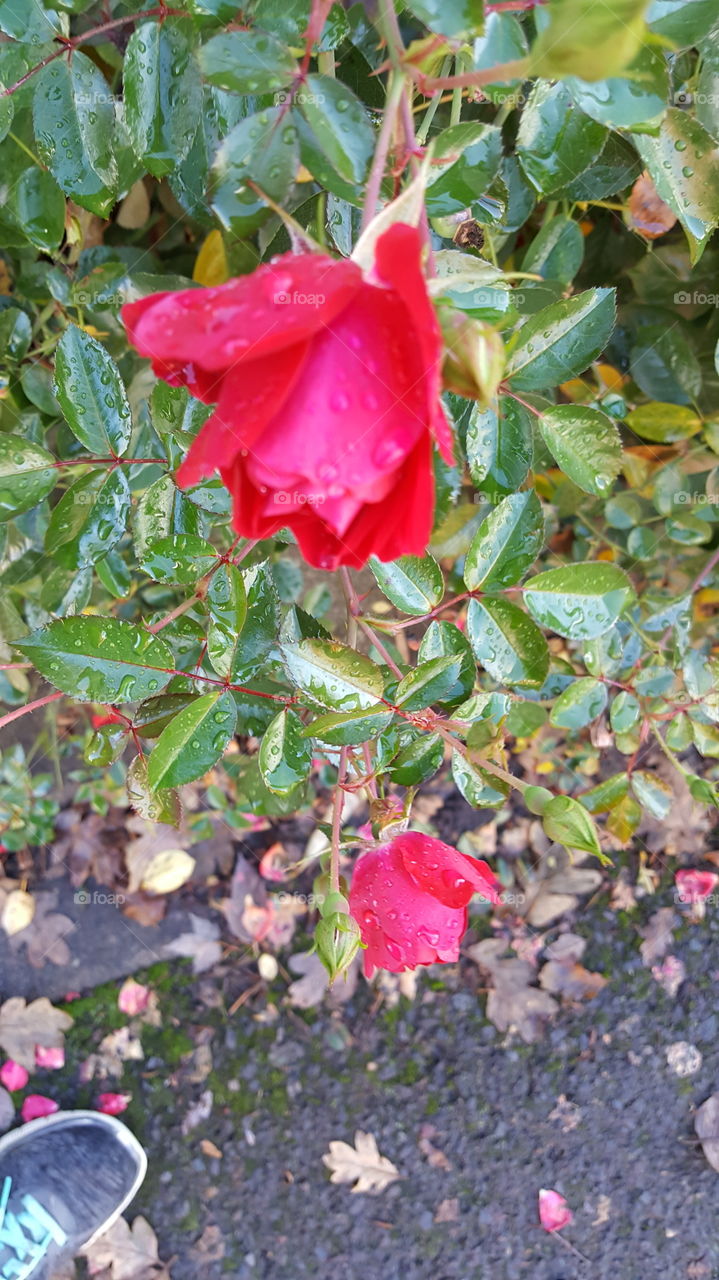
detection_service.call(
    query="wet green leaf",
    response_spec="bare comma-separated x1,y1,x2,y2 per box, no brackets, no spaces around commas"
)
467,597,549,688
466,396,533,498
281,637,384,711
54,326,133,457
539,405,623,496
33,54,117,215
124,20,202,177
0,434,56,522
259,708,311,794
549,677,608,729
17,617,175,703
517,81,606,195
199,31,297,94
148,689,236,788
298,75,373,185
370,554,444,614
465,491,544,591
506,288,616,390
395,654,467,711
524,563,634,639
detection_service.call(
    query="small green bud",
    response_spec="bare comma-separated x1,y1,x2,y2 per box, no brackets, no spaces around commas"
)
315,909,362,983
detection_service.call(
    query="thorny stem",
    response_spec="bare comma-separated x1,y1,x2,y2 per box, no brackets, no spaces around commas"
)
52,456,166,468
1,8,186,97
408,58,531,94
0,691,63,732
360,72,404,233
330,567,364,892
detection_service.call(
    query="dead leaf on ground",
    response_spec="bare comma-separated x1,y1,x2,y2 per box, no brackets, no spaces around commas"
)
592,1194,612,1227
468,939,558,1043
8,892,75,968
82,1214,170,1279
81,1026,144,1081
322,1130,400,1194
124,820,194,897
695,1093,719,1172
164,914,222,974
287,951,358,1009
1,888,35,936
548,1094,582,1133
0,997,73,1069
418,1124,452,1171
639,907,676,966
651,954,686,997
190,1223,225,1262
181,1088,213,1135
539,932,607,1001
628,172,677,239
435,1198,459,1223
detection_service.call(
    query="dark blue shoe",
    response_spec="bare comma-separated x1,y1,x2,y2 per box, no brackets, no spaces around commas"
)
0,1110,146,1279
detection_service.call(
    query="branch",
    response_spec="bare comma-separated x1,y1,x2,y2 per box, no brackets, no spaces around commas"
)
0,691,63,731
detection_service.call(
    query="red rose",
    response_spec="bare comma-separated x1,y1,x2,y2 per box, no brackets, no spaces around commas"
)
348,831,501,978
675,868,719,904
122,224,452,569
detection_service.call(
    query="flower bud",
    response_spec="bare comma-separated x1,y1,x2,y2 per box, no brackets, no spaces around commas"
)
315,908,362,983
439,308,505,405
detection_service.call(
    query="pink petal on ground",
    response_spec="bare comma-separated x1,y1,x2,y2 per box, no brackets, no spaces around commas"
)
118,978,151,1017
34,1045,64,1070
21,1095,59,1122
538,1188,573,1232
0,1060,29,1091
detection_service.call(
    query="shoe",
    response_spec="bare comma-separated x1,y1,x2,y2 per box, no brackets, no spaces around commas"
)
0,1109,147,1279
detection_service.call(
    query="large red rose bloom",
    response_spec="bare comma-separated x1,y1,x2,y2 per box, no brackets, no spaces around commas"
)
349,831,502,978
121,224,452,570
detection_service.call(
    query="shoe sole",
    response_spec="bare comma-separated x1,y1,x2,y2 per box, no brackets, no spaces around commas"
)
0,1110,148,1250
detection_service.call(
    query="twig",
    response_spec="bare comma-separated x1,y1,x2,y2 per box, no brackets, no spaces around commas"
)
0,691,63,731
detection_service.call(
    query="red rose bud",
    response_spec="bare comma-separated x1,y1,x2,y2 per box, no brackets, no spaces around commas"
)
348,831,501,978
122,225,453,570
315,891,362,982
439,308,505,404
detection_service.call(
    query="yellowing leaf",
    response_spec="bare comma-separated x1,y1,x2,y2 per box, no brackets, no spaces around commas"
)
322,1130,400,1193
1,889,35,936
193,229,229,286
140,848,195,895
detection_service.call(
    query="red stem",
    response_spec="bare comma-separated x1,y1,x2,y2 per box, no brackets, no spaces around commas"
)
0,691,63,731
2,8,185,97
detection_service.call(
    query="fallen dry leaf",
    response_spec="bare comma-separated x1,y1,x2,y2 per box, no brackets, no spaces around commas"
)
181,1088,213,1135
651,954,686,997
322,1130,400,1194
81,1027,144,1081
434,1197,459,1223
200,1139,223,1160
1,888,35,936
418,1124,452,1171
83,1214,170,1279
539,934,607,1001
9,892,75,969
695,1093,719,1172
469,939,558,1043
628,171,677,239
592,1194,612,1227
666,1041,703,1077
164,914,222,974
287,951,358,1009
548,1095,582,1133
190,1223,225,1262
639,907,676,966
0,997,73,1070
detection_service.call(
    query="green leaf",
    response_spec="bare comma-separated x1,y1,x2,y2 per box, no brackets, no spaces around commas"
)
281,637,384,711
303,704,393,746
529,0,649,81
33,54,117,215
0,309,31,361
610,691,641,733
521,217,584,284
9,168,65,253
298,75,373,185
426,123,503,217
404,0,483,37
142,535,216,585
0,434,56,521
630,325,701,406
516,81,606,196
132,693,198,738
466,395,533,498
524,563,633,639
647,0,718,44
631,769,673,819
506,288,616,390
549,677,608,729
124,20,202,177
259,708,311,794
634,110,719,262
206,562,248,680
133,475,201,564
565,45,668,131
17,617,175,703
625,403,702,443
147,690,236,789
230,561,280,683
0,0,64,42
45,468,130,569
54,326,133,457
369,554,444,614
452,751,509,808
395,654,467,711
390,734,444,785
539,405,623,496
127,754,182,826
579,772,629,813
542,794,605,858
473,13,529,104
467,597,550,688
417,621,475,703
199,31,297,94
464,491,544,591
210,107,299,235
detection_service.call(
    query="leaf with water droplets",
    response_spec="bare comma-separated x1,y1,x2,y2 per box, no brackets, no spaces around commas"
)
210,106,299,235
302,705,394,746
124,19,202,177
147,689,237,789
141,534,216,585
45,467,131,569
466,396,533,499
464,491,544,591
126,754,182,826
395,654,467,711
281,637,385,712
634,109,719,263
369,554,444,614
404,0,483,37
542,795,604,860
516,81,606,196
17,617,175,703
54,325,132,457
0,433,56,522
199,30,298,94
298,75,374,186
33,54,118,216
467,597,549,689
206,562,248,679
524,563,634,639
549,677,608,730
539,405,623,497
259,708,311,795
452,750,508,808
506,287,616,391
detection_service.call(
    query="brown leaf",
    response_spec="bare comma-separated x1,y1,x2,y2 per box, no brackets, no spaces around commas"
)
434,1197,460,1223
469,940,558,1043
322,1131,400,1194
83,1214,170,1279
539,960,606,1001
639,907,676,966
628,171,677,239
0,997,73,1070
8,891,75,969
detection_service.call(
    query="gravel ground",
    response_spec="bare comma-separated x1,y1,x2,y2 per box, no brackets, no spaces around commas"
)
131,903,719,1280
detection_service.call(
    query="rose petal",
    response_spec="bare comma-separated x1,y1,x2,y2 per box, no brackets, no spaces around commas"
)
21,1095,59,1123
538,1188,573,1232
0,1060,29,1092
